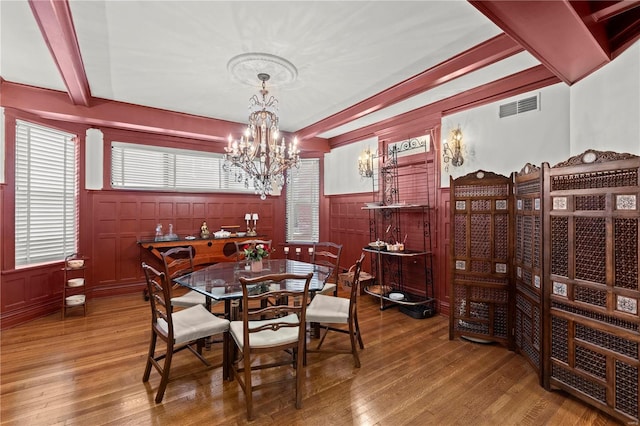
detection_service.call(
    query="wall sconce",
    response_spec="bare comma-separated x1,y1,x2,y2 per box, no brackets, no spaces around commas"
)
248,213,259,236
358,147,375,178
443,126,464,172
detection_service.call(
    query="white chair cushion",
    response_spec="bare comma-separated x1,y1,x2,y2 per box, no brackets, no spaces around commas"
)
158,304,229,345
306,294,349,324
171,290,207,307
318,282,337,295
230,313,300,349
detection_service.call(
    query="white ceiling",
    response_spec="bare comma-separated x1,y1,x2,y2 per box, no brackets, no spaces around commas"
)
0,0,541,139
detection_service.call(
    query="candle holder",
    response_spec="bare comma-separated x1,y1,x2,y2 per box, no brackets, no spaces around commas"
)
244,213,252,234
284,246,290,259
247,213,259,236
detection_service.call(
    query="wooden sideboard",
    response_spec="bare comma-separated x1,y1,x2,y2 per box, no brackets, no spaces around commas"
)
138,237,255,272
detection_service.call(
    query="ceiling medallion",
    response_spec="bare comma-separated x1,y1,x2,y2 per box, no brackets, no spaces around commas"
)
227,53,298,87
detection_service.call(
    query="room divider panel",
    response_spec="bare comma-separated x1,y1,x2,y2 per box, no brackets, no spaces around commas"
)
449,170,514,347
514,163,544,383
543,150,639,424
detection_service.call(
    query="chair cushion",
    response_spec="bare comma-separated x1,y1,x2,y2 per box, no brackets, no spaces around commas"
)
171,290,207,307
159,304,229,345
306,294,349,324
230,313,300,349
318,282,337,296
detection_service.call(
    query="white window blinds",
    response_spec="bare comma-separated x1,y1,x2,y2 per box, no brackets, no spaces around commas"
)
286,158,319,243
111,142,250,193
15,120,77,266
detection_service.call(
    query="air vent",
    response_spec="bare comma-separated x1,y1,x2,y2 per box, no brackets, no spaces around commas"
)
499,94,540,118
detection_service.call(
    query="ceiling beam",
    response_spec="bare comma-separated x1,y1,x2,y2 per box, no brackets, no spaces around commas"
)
328,65,560,148
295,33,523,141
0,80,331,154
28,0,91,106
469,0,612,85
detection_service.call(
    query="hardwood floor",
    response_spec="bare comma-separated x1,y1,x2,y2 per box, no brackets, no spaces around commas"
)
1,292,621,425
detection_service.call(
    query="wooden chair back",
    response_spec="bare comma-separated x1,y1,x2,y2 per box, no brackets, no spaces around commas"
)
232,272,313,420
160,246,195,280
142,262,173,339
311,241,343,294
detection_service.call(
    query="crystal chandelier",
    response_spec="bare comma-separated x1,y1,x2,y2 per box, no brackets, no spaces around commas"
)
224,73,300,200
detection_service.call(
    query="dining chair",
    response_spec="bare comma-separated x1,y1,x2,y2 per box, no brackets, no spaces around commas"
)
233,239,273,261
229,272,313,420
141,262,230,403
311,241,343,296
305,253,365,368
160,246,208,308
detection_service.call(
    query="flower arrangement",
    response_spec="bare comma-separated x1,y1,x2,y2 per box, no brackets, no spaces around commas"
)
243,242,271,262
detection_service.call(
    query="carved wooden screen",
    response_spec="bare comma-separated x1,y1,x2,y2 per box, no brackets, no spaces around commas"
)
514,163,543,382
449,170,514,347
543,150,639,424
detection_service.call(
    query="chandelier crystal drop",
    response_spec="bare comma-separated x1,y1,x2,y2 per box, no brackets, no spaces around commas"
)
224,73,300,200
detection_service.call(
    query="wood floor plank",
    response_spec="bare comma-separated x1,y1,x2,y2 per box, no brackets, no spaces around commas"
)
0,293,623,425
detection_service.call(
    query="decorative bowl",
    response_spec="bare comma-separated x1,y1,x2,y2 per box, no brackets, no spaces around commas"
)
236,232,247,237
65,295,85,306
388,292,404,301
67,259,84,269
67,278,85,287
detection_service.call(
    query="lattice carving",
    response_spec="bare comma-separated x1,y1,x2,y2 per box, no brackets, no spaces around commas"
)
454,184,509,197
553,301,638,332
551,168,638,191
533,216,541,269
575,217,606,284
575,346,606,379
454,214,467,257
516,215,523,262
615,218,638,290
551,316,568,363
615,360,639,419
575,195,605,211
575,323,638,359
522,216,532,266
574,285,606,307
454,274,508,285
552,364,607,402
494,214,508,259
551,217,568,277
471,199,490,210
470,214,490,258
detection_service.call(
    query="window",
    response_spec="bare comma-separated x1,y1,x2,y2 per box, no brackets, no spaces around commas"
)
286,158,319,242
111,142,250,193
15,120,77,266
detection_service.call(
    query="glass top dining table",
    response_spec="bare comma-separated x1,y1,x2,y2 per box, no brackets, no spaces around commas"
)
172,258,333,317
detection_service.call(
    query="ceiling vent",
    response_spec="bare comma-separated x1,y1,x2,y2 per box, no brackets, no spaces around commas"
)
499,93,540,118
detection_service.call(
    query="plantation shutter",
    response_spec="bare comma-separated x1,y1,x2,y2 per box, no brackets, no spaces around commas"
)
286,158,320,242
15,120,77,266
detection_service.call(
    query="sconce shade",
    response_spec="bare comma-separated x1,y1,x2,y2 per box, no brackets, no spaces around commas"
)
252,213,259,220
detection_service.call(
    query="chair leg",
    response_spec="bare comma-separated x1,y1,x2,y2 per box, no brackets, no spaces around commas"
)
295,346,303,409
243,347,254,420
143,332,157,382
354,311,364,349
155,342,174,403
348,319,361,368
